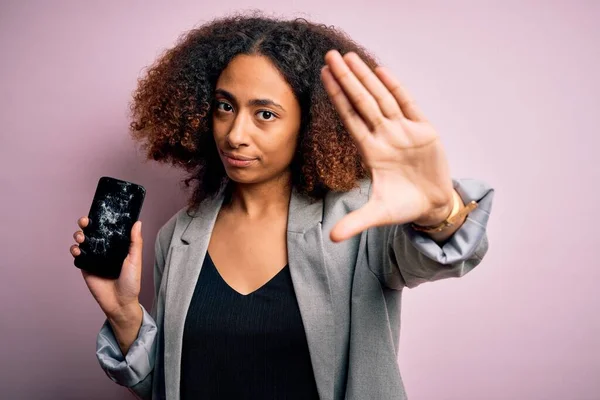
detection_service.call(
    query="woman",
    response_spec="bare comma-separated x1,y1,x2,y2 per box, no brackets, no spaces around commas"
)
71,13,494,400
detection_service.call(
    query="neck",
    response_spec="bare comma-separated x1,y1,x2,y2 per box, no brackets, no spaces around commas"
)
226,173,292,219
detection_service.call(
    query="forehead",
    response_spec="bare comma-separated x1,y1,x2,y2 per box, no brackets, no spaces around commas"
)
216,54,295,102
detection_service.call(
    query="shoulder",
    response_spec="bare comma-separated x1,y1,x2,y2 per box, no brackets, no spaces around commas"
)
155,192,224,249
155,205,195,250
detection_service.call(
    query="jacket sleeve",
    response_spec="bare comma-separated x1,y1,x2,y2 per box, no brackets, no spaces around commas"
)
368,178,494,289
96,304,157,398
94,223,169,399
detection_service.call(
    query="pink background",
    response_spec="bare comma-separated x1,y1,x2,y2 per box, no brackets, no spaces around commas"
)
1,1,598,399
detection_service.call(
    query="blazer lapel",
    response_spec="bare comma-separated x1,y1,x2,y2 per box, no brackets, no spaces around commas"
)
163,193,224,400
287,188,335,400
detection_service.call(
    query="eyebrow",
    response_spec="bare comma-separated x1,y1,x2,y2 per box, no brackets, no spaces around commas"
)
214,88,285,112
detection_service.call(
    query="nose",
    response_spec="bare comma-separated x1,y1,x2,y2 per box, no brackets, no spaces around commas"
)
226,112,251,149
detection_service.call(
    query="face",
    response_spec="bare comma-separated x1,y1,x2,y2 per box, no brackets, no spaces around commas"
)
212,54,302,186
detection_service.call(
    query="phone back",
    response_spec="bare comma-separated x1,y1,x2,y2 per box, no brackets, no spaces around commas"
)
75,176,146,278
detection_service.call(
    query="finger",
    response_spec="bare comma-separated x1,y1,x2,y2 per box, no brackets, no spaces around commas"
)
70,244,81,257
329,201,392,242
324,50,385,130
343,52,402,120
73,230,85,243
80,269,96,285
127,221,143,266
374,67,427,122
321,66,370,144
78,217,89,229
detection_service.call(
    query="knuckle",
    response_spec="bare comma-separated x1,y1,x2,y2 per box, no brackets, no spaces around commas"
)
371,117,386,130
344,106,358,119
353,93,368,106
400,99,415,110
390,84,403,94
337,70,352,81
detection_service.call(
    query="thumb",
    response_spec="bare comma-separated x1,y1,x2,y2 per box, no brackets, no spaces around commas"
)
127,221,143,266
329,201,390,243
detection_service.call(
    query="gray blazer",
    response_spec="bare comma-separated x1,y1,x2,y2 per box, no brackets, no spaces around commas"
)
96,177,494,400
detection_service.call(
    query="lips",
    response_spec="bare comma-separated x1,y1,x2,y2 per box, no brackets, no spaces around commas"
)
221,151,256,161
220,150,257,168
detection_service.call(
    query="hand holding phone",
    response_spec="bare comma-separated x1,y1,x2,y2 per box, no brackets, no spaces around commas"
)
71,177,146,329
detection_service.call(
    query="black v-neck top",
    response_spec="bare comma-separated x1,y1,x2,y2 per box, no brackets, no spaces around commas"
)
180,253,320,400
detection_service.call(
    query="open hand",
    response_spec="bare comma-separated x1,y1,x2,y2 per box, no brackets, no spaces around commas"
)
321,50,456,242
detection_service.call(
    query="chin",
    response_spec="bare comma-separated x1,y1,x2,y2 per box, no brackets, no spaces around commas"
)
224,167,290,187
223,169,260,184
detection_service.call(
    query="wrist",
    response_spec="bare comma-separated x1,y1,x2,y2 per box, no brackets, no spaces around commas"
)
411,188,477,240
413,190,460,227
107,301,142,329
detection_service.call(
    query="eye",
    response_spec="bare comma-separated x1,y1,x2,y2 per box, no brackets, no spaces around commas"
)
257,111,276,121
216,101,233,112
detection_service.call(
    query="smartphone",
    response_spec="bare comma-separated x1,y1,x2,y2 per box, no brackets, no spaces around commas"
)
74,176,146,279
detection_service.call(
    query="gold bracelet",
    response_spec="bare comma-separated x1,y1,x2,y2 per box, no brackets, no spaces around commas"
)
411,191,478,234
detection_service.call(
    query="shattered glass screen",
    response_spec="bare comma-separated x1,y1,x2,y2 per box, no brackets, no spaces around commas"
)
77,177,145,276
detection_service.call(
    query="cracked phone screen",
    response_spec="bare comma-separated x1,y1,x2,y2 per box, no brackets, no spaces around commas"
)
75,177,145,278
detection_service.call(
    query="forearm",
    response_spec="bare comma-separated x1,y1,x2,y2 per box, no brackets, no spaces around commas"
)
107,303,144,355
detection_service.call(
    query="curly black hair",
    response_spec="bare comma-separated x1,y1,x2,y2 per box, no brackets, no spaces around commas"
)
130,11,379,211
